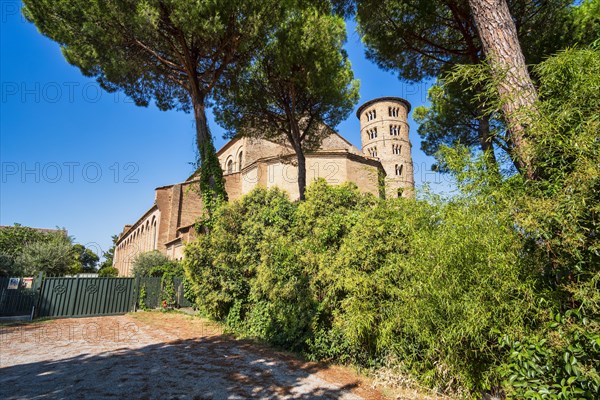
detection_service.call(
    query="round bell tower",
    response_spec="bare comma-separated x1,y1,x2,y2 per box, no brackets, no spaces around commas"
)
357,97,414,198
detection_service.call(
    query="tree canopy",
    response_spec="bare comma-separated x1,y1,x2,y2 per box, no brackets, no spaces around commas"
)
350,0,586,173
23,0,287,208
215,6,359,200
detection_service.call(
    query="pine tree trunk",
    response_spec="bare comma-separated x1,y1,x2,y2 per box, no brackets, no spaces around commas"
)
468,0,538,179
295,147,307,201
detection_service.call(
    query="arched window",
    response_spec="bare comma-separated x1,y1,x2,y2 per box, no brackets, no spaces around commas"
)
395,164,403,176
238,151,243,171
366,109,377,121
152,218,157,250
227,159,233,174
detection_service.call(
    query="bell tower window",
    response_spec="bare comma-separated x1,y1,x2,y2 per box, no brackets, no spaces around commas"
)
395,164,403,176
366,109,377,121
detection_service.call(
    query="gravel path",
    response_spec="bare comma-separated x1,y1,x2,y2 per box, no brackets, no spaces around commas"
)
0,313,384,400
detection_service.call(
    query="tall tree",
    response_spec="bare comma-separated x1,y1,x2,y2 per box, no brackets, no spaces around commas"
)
99,235,119,271
17,234,75,276
0,225,68,276
350,0,572,171
215,6,359,200
467,0,538,178
71,244,100,273
413,80,503,169
23,0,285,208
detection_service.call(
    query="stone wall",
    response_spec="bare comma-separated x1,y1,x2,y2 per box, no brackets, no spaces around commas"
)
114,181,204,276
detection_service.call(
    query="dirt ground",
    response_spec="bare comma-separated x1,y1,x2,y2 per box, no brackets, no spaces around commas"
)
0,312,387,400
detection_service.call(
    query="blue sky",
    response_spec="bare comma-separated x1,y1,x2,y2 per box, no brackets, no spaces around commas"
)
0,1,449,257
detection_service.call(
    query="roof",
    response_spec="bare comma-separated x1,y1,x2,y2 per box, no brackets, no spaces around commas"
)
356,97,412,118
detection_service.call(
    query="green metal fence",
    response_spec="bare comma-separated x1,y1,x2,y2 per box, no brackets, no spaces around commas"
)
137,277,194,309
0,274,195,319
0,276,41,317
37,277,137,318
174,277,194,308
138,277,162,309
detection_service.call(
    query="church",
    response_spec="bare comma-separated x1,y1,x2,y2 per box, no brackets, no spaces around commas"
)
113,97,415,276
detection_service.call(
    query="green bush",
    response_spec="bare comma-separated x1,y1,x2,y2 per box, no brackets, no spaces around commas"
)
331,197,544,391
181,48,600,399
139,284,148,310
183,181,544,394
131,251,171,277
500,307,600,399
184,187,296,320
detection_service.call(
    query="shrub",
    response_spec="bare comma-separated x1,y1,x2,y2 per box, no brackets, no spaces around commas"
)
131,251,171,277
17,235,76,276
182,49,600,398
184,187,296,320
330,197,544,392
184,181,543,394
139,284,148,310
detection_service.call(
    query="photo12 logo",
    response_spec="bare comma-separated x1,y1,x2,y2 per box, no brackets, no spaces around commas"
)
1,81,136,105
1,162,139,184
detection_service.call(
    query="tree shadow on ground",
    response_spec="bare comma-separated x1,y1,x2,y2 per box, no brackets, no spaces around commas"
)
0,334,363,399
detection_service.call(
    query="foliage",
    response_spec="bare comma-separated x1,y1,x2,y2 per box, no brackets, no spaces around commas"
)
139,284,148,311
435,46,600,397
413,80,504,170
131,251,172,277
184,187,297,320
71,244,99,273
0,224,101,276
519,48,600,278
0,225,68,276
352,0,589,171
491,49,600,398
0,253,17,277
98,267,119,277
99,235,118,271
22,0,288,205
16,234,76,276
567,0,600,48
182,276,197,307
185,46,599,396
499,305,600,399
161,272,177,306
184,180,544,395
0,224,62,257
146,260,183,278
214,4,359,200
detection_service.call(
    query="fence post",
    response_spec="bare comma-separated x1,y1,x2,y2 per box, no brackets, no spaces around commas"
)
32,272,45,319
133,275,140,312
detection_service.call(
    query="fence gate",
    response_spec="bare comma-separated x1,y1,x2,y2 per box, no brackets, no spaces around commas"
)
37,277,136,318
0,276,41,317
